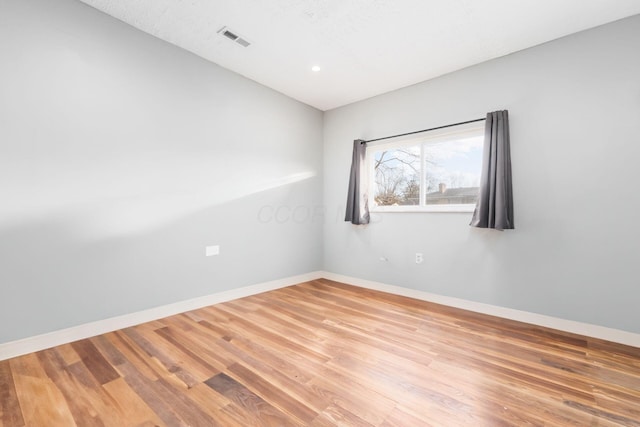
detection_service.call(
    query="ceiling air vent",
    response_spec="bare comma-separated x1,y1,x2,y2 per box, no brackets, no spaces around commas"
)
217,27,251,48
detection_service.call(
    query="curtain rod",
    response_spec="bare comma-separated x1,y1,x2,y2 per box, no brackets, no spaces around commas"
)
361,117,486,144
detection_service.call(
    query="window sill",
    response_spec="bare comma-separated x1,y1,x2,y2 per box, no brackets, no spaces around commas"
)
371,204,475,213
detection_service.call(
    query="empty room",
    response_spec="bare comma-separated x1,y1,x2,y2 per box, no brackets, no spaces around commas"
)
1,0,640,425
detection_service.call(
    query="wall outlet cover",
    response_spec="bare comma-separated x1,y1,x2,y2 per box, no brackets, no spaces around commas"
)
205,245,220,256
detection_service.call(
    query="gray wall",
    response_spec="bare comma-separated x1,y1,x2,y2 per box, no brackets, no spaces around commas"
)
2,0,638,345
323,15,640,334
0,0,323,343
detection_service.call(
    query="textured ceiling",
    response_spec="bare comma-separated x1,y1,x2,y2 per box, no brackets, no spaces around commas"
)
78,0,640,111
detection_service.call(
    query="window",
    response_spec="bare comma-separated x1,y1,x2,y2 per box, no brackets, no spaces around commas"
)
368,121,485,212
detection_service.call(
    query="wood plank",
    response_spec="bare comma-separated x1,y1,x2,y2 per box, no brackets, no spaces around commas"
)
102,378,165,427
70,339,120,385
310,405,374,427
10,353,77,426
380,406,441,427
36,349,106,427
54,344,82,367
120,327,203,386
0,359,25,427
215,336,329,412
564,400,640,427
184,383,248,427
205,372,301,426
93,333,192,426
227,362,318,424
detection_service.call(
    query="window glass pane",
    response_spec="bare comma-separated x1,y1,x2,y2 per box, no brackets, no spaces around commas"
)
424,135,483,205
373,147,421,206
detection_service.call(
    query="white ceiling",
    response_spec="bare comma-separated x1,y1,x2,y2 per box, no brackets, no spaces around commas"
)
78,0,640,111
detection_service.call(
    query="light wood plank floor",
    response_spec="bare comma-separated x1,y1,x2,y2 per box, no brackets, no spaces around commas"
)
1,279,640,426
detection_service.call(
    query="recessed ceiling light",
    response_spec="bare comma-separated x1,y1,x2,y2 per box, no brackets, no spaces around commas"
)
311,65,321,72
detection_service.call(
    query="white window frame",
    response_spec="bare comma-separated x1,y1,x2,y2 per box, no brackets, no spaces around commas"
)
367,121,485,213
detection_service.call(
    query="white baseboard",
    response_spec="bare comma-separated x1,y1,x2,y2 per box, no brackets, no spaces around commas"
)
0,271,324,361
320,271,640,348
2,270,638,361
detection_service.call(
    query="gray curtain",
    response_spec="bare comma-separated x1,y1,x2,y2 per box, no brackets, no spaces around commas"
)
470,110,514,230
344,139,370,225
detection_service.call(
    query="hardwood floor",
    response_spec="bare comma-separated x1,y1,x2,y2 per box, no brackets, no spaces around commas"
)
1,279,639,426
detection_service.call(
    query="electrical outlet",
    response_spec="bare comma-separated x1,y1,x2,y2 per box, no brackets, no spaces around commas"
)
415,253,424,264
205,245,220,256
